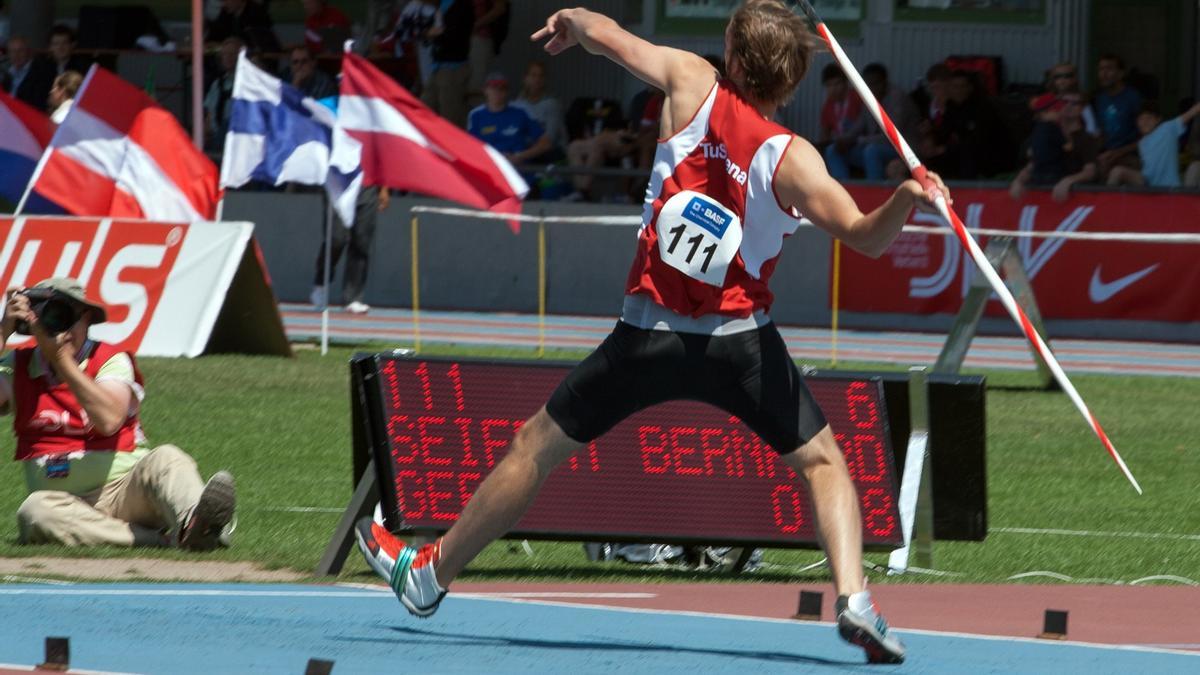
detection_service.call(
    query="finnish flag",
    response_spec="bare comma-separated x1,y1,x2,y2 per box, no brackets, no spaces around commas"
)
219,51,361,225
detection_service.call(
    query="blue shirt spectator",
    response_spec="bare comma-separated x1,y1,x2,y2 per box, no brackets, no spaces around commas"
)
1092,55,1142,151
1095,86,1142,150
468,72,550,163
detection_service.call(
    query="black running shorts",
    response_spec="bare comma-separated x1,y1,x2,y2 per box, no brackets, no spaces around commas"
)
546,321,828,454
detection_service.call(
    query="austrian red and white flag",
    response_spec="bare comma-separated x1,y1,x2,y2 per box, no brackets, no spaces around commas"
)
335,53,528,228
30,65,221,222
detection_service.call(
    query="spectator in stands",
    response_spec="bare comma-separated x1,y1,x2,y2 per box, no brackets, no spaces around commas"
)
1009,93,1098,202
1093,54,1142,179
2,278,237,550
207,0,281,54
423,0,473,127
312,187,389,315
817,63,862,154
203,37,244,151
1106,101,1200,189
912,62,950,130
941,69,1012,178
512,61,565,159
912,63,961,178
627,85,664,171
1186,114,1200,189
2,36,54,111
563,96,632,202
302,0,351,55
0,1,9,52
468,72,550,165
47,70,82,125
364,0,402,55
380,0,442,93
467,0,508,109
289,45,337,100
825,63,919,181
1044,62,1097,136
47,25,90,78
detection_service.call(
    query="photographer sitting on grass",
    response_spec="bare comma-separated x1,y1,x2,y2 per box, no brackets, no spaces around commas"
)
0,277,236,550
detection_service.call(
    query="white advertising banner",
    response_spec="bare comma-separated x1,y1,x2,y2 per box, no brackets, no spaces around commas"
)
0,217,273,357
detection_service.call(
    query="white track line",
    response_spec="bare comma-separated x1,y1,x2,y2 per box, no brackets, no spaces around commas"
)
0,663,140,675
457,592,657,599
994,527,1200,542
454,594,1200,657
0,589,390,598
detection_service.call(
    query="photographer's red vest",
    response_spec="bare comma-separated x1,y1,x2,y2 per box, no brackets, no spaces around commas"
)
12,342,145,461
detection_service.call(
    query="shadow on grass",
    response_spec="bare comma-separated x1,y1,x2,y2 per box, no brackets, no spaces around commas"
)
331,625,867,670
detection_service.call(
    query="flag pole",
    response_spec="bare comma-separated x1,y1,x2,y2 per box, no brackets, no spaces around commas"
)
12,145,52,217
321,198,334,356
191,0,204,149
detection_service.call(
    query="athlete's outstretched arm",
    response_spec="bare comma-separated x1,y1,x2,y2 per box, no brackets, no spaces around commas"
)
531,8,709,95
775,137,949,258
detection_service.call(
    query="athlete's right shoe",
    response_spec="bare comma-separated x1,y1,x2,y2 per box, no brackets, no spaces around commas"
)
354,517,447,617
836,591,906,664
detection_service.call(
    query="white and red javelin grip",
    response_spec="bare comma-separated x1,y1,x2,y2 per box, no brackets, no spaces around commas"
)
791,0,1142,493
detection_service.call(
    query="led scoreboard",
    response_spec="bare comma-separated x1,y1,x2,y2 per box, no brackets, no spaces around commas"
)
359,353,904,549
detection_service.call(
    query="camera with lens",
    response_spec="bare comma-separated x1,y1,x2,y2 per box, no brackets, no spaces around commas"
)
13,288,83,336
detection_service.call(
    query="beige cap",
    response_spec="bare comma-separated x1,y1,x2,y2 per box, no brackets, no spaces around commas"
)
31,277,108,324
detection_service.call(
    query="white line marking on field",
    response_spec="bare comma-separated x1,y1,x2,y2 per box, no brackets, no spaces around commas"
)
257,506,344,513
993,527,1200,542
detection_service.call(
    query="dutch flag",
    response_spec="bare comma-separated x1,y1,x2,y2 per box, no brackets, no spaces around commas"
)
0,90,53,207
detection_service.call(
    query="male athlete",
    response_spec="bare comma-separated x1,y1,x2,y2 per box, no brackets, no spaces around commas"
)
357,0,950,663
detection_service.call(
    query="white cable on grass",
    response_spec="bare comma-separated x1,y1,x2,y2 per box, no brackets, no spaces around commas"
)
1130,575,1200,586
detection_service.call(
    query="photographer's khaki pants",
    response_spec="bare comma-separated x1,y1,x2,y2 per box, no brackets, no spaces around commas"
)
16,445,204,547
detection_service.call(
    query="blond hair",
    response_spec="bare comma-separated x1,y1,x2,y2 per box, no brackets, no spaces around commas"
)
727,0,815,106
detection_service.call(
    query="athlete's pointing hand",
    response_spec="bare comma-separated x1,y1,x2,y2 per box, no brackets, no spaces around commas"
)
532,9,582,55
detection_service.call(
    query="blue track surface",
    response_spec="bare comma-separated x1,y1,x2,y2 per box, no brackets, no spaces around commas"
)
1,584,1196,674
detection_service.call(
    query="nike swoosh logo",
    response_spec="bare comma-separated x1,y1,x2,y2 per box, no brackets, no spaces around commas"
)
1088,264,1158,303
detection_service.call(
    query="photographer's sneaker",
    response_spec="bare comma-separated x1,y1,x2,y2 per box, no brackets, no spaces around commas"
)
178,471,237,551
355,517,446,617
836,591,905,664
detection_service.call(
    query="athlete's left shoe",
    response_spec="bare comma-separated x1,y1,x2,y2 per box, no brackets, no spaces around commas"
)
836,591,906,664
354,517,447,617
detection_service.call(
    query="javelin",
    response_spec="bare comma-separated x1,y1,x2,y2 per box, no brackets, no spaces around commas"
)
789,0,1142,494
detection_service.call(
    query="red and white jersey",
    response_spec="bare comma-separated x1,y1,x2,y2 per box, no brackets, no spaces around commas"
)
625,80,801,319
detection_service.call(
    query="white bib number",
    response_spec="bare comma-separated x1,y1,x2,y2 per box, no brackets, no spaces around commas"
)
655,191,742,287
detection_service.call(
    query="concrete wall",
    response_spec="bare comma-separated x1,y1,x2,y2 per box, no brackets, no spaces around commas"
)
224,192,831,326
226,192,1199,343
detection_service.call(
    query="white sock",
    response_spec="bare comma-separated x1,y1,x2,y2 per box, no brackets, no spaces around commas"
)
848,590,875,615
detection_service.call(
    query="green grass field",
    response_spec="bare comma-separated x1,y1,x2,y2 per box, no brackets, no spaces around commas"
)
0,341,1197,587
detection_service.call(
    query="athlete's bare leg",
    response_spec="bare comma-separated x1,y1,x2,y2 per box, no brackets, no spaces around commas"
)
434,406,581,586
779,424,864,596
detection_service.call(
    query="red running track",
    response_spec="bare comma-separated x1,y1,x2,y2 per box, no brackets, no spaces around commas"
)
453,581,1200,651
